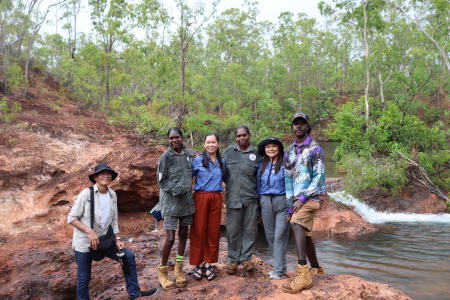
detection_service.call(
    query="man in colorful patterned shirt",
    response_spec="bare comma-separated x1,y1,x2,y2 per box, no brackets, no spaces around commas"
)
282,112,326,294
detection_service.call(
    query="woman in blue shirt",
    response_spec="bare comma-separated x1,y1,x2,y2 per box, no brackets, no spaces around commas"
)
257,137,289,280
189,132,226,281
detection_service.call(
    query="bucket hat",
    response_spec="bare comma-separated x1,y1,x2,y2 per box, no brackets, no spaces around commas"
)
88,162,119,183
258,137,284,157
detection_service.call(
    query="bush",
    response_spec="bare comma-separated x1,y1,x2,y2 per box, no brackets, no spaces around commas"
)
0,98,21,123
339,153,408,196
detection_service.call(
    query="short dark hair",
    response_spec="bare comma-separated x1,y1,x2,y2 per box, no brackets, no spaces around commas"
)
234,125,250,136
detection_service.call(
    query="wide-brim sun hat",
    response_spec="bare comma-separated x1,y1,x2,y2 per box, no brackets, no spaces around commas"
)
88,162,119,183
258,137,284,157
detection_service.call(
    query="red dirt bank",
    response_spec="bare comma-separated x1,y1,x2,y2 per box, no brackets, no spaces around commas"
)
0,73,406,299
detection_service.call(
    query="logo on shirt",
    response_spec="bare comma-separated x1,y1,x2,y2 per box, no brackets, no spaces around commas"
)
249,154,256,161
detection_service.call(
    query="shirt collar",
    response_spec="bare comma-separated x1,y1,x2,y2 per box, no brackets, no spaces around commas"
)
294,135,311,147
207,153,218,166
233,144,252,153
168,146,184,156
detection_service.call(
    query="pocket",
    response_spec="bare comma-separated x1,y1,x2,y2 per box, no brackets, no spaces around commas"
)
244,161,258,176
169,167,182,181
227,160,239,173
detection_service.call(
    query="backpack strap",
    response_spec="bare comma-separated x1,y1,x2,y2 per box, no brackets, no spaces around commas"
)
89,186,95,229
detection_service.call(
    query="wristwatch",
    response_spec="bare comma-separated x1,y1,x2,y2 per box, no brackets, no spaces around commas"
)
115,236,122,241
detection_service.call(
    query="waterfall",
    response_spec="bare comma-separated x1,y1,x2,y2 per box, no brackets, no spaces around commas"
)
328,191,450,224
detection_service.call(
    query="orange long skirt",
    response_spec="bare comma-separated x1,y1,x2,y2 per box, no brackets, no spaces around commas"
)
189,191,222,266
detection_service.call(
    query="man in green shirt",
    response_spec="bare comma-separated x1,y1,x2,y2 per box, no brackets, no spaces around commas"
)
223,125,263,274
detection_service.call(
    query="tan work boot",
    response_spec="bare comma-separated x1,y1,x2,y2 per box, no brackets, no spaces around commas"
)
311,266,324,274
281,264,313,294
242,260,256,271
174,261,187,288
158,265,176,291
227,262,238,274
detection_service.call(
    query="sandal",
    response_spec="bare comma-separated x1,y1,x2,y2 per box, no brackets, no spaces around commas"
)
204,265,216,281
192,266,203,280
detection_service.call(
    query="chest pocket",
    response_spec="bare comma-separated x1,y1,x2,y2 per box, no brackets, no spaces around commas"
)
245,160,259,176
227,160,240,174
169,167,182,181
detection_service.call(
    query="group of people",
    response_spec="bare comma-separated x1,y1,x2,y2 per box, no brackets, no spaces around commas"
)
68,111,327,299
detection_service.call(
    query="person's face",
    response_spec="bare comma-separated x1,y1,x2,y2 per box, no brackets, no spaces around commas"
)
265,143,280,159
292,118,309,140
204,135,219,155
93,170,113,186
168,130,182,151
235,128,250,149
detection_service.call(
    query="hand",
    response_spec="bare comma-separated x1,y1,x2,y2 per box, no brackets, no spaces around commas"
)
88,229,99,250
183,185,191,195
259,216,263,224
116,240,125,251
291,198,304,214
286,215,291,222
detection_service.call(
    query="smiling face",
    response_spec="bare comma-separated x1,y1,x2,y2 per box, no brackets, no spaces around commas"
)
204,135,219,155
168,130,183,152
93,170,113,186
265,143,280,160
292,118,309,141
235,128,250,150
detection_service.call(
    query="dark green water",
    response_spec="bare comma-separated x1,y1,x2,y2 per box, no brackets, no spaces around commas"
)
253,223,450,300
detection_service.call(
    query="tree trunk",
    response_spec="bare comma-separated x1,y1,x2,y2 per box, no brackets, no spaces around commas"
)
363,0,370,126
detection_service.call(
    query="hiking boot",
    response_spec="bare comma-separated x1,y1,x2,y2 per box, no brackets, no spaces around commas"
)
311,266,324,275
157,265,176,291
242,260,256,271
174,261,187,288
227,262,238,274
281,264,313,294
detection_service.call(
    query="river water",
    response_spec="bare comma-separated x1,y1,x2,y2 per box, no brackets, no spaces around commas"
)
253,142,450,299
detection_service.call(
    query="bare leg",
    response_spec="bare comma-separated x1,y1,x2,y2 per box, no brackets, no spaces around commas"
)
177,226,188,256
290,223,306,261
305,236,319,267
161,230,175,266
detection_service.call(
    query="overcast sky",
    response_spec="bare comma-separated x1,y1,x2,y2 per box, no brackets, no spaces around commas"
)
41,0,325,38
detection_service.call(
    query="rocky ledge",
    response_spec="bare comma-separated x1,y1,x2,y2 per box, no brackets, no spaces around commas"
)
0,226,410,300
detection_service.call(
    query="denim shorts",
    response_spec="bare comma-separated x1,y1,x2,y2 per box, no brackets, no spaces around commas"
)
163,215,193,230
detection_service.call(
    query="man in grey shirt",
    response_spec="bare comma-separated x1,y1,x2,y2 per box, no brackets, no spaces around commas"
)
68,162,157,299
223,125,263,274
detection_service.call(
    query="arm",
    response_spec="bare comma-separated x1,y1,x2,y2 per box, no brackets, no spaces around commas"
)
70,219,100,250
303,147,326,199
284,152,294,214
157,155,187,196
257,163,262,199
221,159,227,183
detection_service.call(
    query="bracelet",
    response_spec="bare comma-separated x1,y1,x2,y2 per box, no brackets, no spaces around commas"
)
115,236,122,240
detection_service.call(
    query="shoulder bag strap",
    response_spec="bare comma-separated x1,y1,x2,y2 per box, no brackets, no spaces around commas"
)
89,186,94,229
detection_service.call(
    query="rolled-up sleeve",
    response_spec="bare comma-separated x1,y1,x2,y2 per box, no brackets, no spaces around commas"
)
68,190,87,224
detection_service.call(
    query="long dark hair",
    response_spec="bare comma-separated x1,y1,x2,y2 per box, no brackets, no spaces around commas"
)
167,126,184,149
202,132,224,173
259,143,284,178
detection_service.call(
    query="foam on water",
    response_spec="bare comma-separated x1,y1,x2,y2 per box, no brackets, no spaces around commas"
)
328,191,450,224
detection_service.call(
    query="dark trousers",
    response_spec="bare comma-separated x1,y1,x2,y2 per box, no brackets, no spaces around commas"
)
74,247,140,299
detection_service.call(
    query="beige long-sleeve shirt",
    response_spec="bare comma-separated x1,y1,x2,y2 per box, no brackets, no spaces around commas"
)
68,184,119,252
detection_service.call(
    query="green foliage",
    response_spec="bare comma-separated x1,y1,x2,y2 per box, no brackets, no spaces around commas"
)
339,153,408,196
5,63,24,90
326,97,446,161
0,98,21,123
419,150,450,190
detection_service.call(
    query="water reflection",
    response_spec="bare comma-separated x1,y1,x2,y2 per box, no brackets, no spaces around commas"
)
253,223,450,300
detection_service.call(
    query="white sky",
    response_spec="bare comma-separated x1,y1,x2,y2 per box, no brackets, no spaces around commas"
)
41,0,325,39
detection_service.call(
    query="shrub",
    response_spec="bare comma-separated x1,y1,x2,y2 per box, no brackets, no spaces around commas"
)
0,98,21,123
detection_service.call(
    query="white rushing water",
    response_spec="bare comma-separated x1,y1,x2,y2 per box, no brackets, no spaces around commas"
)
328,191,450,224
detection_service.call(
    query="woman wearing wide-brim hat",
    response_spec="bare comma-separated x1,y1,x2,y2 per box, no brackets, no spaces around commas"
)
257,137,289,280
68,162,158,299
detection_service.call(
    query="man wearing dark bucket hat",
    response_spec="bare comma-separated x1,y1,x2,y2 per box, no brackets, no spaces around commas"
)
68,162,158,299
257,137,289,280
281,112,326,294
